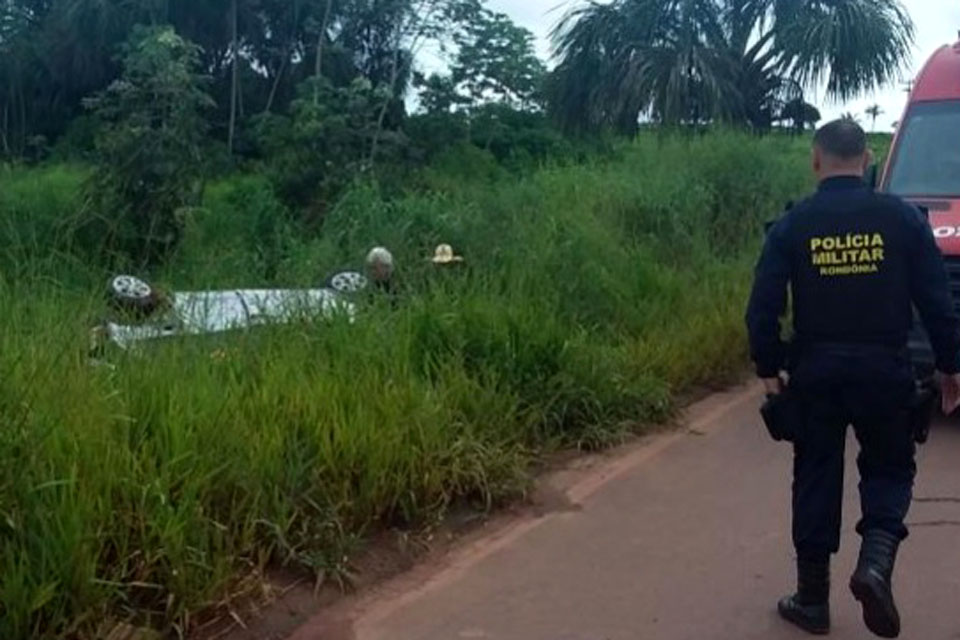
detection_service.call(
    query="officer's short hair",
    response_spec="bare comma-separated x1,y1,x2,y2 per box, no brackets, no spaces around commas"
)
814,119,867,160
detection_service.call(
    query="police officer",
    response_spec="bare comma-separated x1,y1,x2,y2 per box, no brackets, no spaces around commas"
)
746,119,960,638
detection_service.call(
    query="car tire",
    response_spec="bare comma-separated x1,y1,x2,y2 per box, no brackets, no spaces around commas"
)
108,275,160,316
329,271,369,294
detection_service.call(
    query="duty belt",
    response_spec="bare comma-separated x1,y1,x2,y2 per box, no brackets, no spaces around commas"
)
793,341,909,360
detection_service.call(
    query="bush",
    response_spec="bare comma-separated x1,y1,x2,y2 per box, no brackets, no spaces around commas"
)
405,112,471,162
81,25,213,267
174,176,295,284
253,76,407,214
407,106,580,172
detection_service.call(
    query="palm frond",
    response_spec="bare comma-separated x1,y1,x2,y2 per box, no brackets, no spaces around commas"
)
547,0,915,133
775,0,914,100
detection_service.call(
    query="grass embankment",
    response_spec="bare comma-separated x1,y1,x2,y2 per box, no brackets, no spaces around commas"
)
0,131,816,638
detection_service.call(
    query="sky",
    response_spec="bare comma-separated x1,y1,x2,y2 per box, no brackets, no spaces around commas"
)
484,0,960,132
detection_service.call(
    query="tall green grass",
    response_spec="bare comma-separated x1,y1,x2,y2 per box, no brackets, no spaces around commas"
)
0,131,821,638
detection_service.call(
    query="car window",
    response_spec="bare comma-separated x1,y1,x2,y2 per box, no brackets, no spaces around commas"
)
887,100,960,198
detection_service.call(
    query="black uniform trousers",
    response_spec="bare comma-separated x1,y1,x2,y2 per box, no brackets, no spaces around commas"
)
788,346,917,563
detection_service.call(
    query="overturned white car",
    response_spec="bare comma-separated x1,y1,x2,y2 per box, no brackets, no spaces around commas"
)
90,247,396,354
92,274,361,352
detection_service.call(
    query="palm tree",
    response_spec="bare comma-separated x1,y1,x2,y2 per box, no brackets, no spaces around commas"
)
549,0,914,134
865,104,884,132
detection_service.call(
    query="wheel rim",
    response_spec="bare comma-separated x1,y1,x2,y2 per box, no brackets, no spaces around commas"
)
112,275,152,300
330,272,368,293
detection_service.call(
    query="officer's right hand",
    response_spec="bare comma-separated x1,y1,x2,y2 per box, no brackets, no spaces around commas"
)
940,374,960,415
762,376,785,396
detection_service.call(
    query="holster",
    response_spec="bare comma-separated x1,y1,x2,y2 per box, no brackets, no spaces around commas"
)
760,390,804,443
908,380,938,445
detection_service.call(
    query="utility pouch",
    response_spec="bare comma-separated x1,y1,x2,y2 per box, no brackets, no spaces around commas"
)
760,390,803,443
908,381,937,445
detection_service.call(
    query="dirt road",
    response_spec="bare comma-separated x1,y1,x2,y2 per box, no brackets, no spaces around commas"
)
288,384,960,640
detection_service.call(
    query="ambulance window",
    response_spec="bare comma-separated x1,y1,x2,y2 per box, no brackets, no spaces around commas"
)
887,100,960,197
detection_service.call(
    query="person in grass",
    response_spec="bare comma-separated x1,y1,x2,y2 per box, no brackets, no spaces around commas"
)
366,246,395,293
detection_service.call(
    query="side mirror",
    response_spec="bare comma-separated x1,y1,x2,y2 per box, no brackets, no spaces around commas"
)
865,163,879,190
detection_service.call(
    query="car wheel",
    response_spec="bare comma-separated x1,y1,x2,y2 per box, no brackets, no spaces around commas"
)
108,275,158,314
329,271,369,294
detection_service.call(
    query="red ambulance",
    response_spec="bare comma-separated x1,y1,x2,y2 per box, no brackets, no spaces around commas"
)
881,38,960,376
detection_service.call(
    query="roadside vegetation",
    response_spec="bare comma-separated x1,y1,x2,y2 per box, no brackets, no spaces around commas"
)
0,131,823,638
0,0,906,636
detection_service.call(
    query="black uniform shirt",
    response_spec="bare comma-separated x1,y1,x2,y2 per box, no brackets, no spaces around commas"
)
746,176,960,378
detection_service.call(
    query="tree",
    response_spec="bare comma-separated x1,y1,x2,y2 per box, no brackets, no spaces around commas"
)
0,3,28,155
441,0,546,110
81,25,214,265
228,0,240,153
254,76,405,211
414,72,469,114
779,98,821,134
406,2,553,167
413,0,546,118
414,1,545,114
0,0,444,158
0,0,150,157
549,0,915,134
865,104,884,132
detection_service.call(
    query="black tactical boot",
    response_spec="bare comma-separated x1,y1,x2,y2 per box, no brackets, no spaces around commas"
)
778,558,831,635
850,529,901,638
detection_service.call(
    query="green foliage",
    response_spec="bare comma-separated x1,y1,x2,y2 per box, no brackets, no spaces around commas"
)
405,111,472,160
414,73,469,114
0,130,816,637
550,0,915,133
254,76,407,210
0,0,571,219
176,176,295,283
79,25,213,266
0,164,92,281
0,0,470,158
407,105,574,168
405,1,552,169
468,105,573,168
774,0,915,101
416,0,546,112
779,99,822,133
